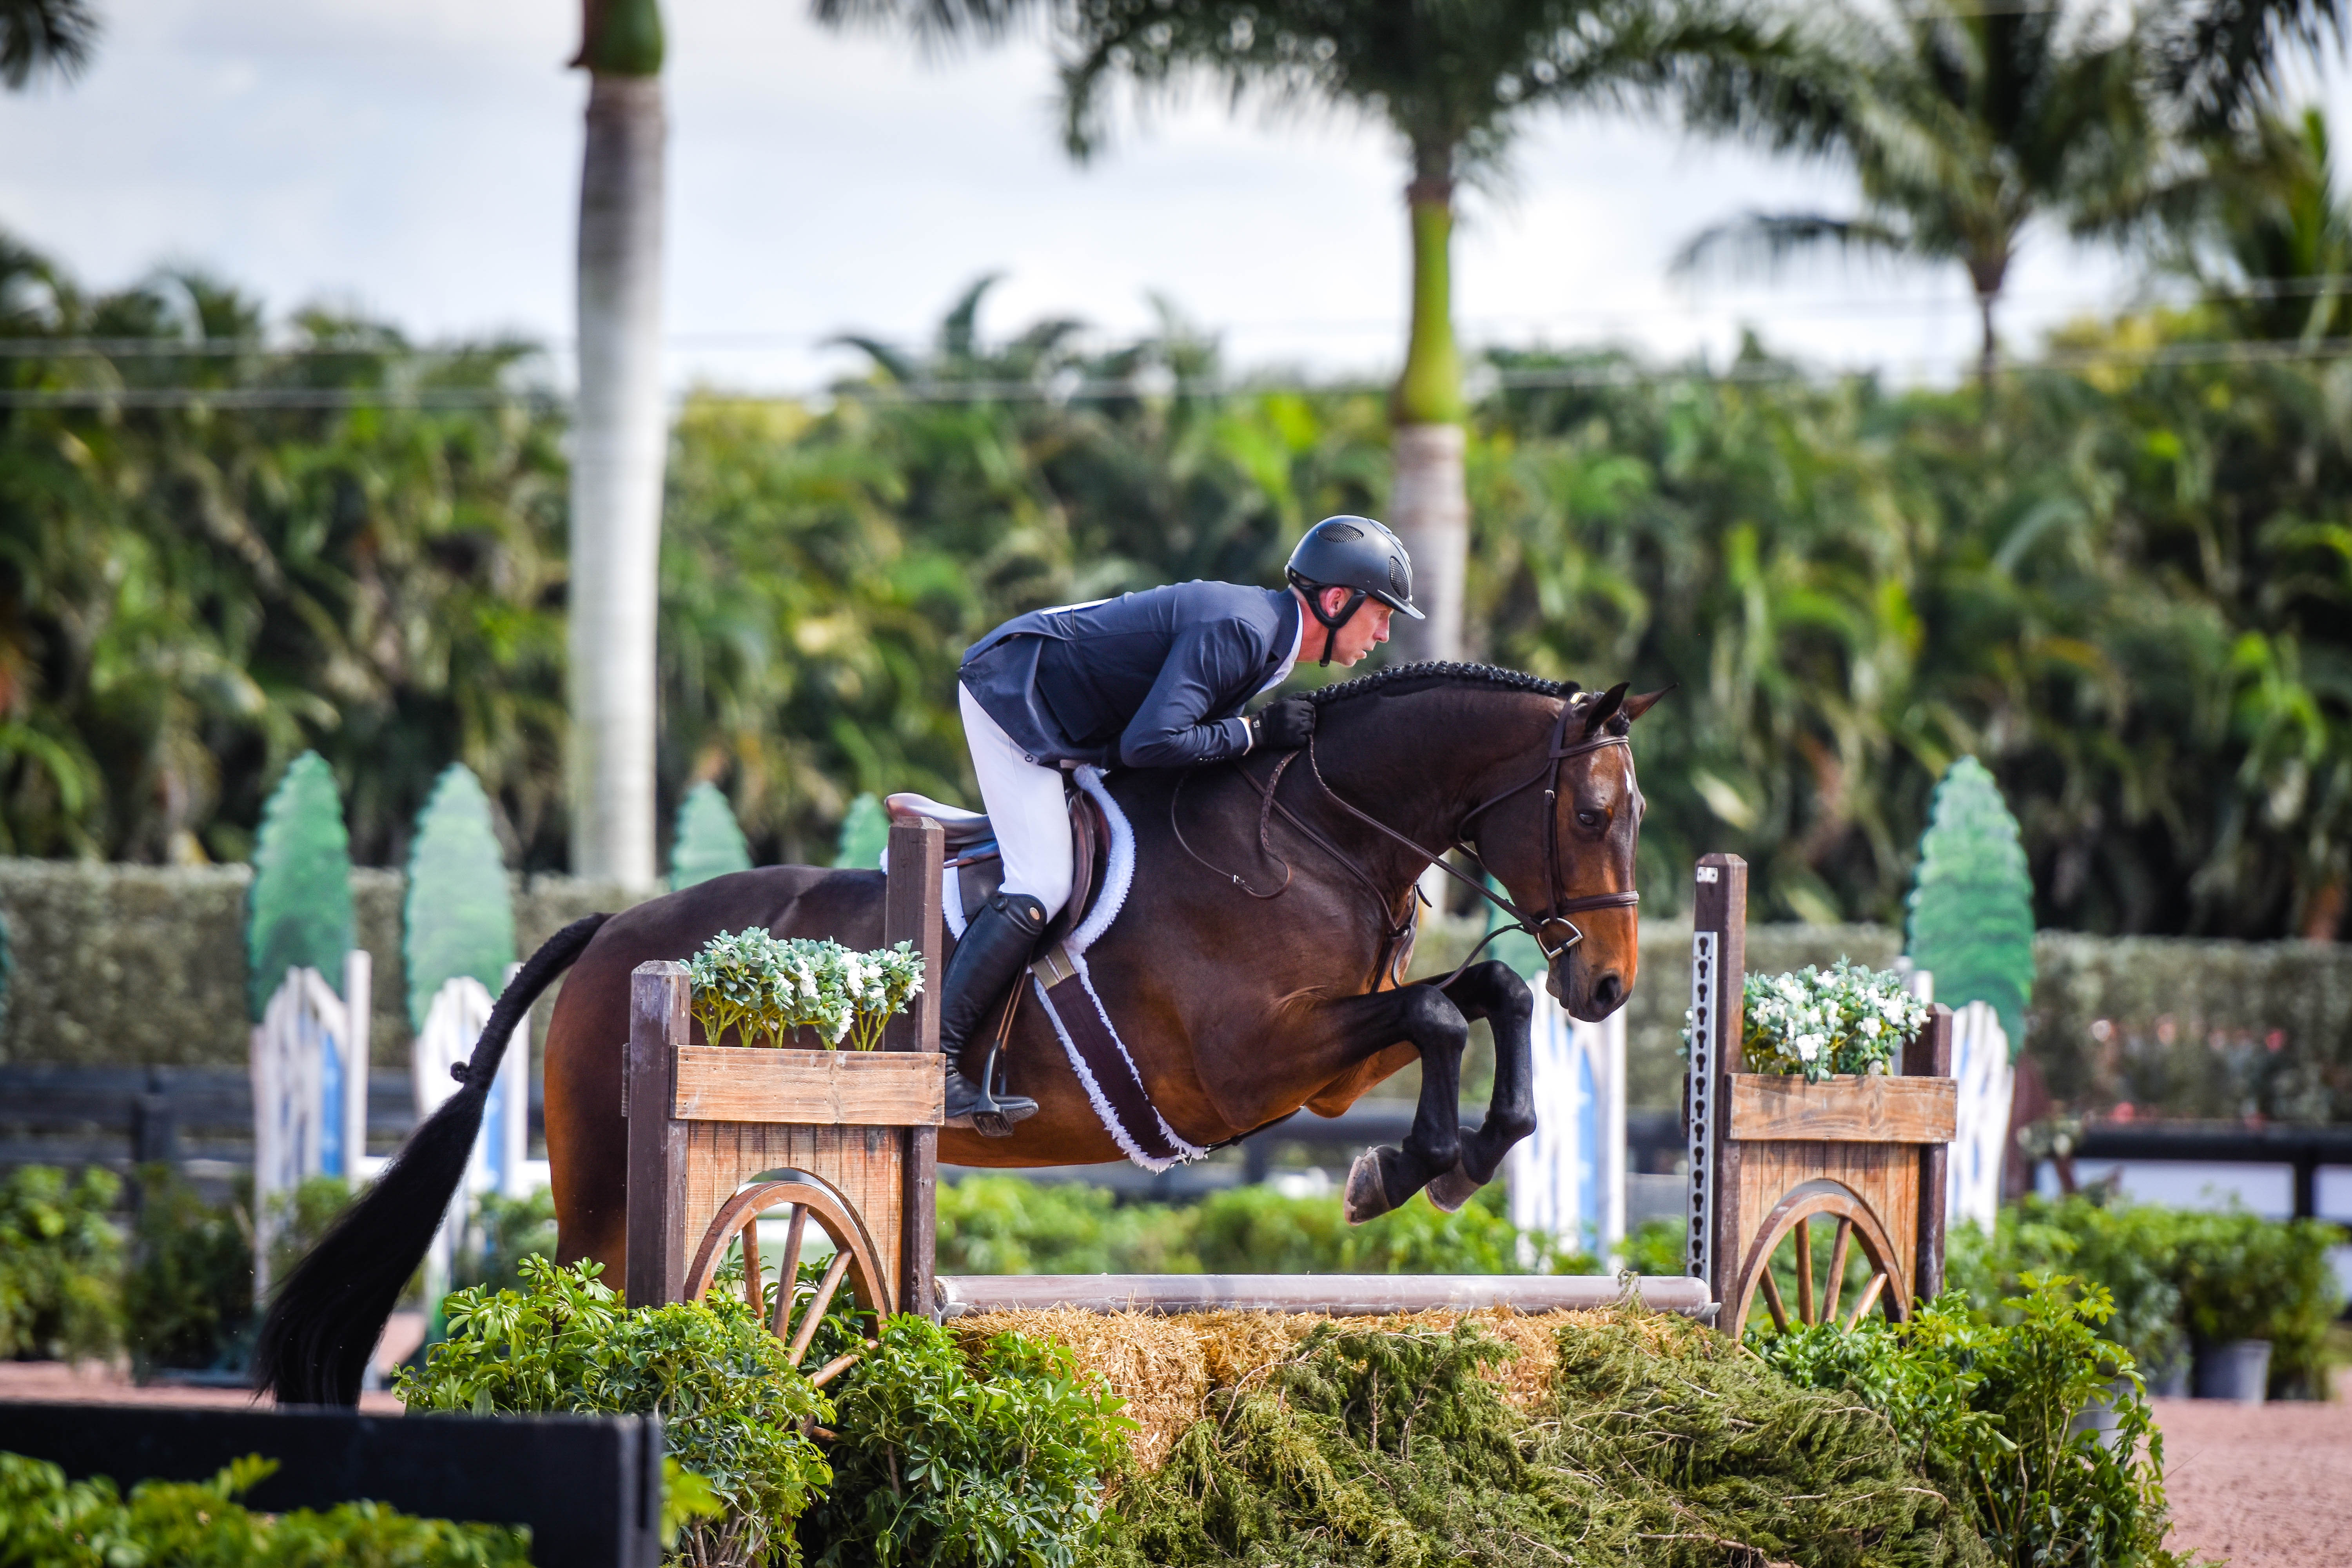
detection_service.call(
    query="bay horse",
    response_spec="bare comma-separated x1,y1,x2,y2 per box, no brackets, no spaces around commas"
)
258,662,1656,1404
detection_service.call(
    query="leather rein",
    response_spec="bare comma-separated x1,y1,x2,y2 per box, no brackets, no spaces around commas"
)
1171,697,1641,987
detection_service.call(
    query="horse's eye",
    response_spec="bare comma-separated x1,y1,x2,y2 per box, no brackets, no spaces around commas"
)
1576,809,1603,829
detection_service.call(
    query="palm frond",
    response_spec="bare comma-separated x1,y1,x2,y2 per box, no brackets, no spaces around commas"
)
0,0,100,90
1671,212,1916,278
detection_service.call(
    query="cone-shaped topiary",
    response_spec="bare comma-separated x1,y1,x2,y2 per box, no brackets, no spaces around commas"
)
246,753,354,1021
1906,756,2035,1053
669,781,752,890
403,764,518,1030
833,791,888,870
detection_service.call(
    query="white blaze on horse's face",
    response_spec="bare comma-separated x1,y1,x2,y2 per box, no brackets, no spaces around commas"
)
1547,720,1643,1021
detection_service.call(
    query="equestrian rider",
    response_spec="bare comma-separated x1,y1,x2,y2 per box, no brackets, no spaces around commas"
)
942,516,1423,1132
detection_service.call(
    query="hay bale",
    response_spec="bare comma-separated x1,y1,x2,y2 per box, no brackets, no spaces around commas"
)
950,1308,1209,1471
956,1302,1697,1472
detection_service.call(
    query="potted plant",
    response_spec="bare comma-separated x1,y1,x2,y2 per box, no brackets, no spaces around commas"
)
2174,1208,2346,1402
1737,960,1931,1083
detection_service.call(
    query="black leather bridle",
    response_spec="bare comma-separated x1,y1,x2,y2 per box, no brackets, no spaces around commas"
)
1175,695,1641,983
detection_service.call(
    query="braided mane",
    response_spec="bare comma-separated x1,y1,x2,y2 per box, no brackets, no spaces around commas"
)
1307,660,1583,708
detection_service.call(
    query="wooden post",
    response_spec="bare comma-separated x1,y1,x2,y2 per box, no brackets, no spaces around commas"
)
1689,853,1748,1323
884,818,945,1318
1905,1003,1954,1303
624,961,690,1309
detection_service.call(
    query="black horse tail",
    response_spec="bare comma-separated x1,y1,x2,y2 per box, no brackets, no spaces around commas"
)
254,912,610,1406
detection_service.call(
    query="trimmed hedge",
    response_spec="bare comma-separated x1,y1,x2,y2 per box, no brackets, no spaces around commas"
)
5,858,2348,1122
0,860,644,1069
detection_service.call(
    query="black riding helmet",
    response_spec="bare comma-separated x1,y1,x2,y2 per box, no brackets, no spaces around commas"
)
1285,515,1424,665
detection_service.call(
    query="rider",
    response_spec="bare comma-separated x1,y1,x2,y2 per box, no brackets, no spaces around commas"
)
941,515,1423,1131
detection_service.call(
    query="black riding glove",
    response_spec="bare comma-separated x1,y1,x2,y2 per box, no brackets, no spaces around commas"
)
1252,695,1317,751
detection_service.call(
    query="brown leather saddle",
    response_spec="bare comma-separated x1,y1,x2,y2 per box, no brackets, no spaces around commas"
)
883,785,1109,949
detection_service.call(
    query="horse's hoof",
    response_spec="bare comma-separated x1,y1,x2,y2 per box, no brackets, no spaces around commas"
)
1425,1164,1480,1214
1344,1148,1394,1225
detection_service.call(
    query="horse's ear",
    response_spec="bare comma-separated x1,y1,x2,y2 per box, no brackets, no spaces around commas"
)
1621,686,1675,724
1581,681,1629,737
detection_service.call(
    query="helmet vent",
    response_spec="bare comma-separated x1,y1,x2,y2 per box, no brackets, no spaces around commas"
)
1389,557,1409,596
1319,521,1364,542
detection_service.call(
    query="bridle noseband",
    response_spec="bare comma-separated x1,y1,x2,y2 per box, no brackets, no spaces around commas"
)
1176,695,1640,984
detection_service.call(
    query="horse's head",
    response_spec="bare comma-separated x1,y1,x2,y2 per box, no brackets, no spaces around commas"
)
1476,682,1667,1022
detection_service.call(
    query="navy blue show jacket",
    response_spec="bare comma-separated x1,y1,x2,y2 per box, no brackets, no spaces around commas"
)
958,581,1301,769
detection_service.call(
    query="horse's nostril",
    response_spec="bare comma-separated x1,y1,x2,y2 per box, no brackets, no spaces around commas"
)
1593,973,1624,1010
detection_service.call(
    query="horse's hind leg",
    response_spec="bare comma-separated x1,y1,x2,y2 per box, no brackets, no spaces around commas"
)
1425,960,1537,1214
1325,985,1474,1225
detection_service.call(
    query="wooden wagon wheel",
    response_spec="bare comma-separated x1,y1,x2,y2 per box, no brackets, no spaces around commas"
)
684,1166,891,1389
1730,1178,1912,1336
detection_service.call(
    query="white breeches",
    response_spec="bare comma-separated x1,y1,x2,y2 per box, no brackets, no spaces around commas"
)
958,682,1074,918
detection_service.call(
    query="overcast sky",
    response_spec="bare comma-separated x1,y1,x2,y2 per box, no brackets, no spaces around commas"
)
7,0,2347,394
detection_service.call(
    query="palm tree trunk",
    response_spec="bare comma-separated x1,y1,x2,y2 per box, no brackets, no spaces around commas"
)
1388,149,1468,665
1976,289,1998,395
568,3,667,887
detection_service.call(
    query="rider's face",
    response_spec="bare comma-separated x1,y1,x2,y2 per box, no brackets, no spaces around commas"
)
1316,587,1393,666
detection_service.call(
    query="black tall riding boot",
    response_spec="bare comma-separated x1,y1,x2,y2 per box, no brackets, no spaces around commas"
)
940,891,1047,1135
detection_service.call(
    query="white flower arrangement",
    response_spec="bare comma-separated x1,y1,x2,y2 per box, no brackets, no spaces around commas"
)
1715,958,1928,1083
686,929,925,1051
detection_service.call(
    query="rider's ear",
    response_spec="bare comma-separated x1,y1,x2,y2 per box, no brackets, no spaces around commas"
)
1581,681,1629,737
1621,686,1675,724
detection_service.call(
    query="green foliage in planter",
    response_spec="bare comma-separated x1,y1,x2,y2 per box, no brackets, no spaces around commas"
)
0,1451,534,1567
2171,1206,2344,1397
1906,757,2035,1052
687,929,924,1051
123,1165,254,1376
1103,1313,1989,1568
246,751,355,1021
1758,1278,2180,1568
802,1315,1132,1568
0,1165,122,1362
1730,960,1929,1082
394,1256,829,1568
404,764,519,1031
673,783,756,891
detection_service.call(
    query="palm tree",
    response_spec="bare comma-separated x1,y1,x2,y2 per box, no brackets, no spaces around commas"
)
2,0,99,89
2169,104,2352,342
1676,0,2162,388
568,0,668,886
816,0,1790,663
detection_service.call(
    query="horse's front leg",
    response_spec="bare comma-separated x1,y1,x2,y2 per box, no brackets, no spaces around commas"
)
1316,984,1474,1225
1425,960,1537,1214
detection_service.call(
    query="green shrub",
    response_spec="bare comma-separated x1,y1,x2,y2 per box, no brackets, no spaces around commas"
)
452,1187,559,1296
2172,1206,2344,1397
122,1165,254,1376
802,1315,1132,1568
1947,1195,2345,1399
0,1165,123,1362
1758,1278,2180,1568
395,1256,829,1568
1945,1196,2188,1377
937,1175,1581,1279
0,1451,532,1566
936,1178,1198,1275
